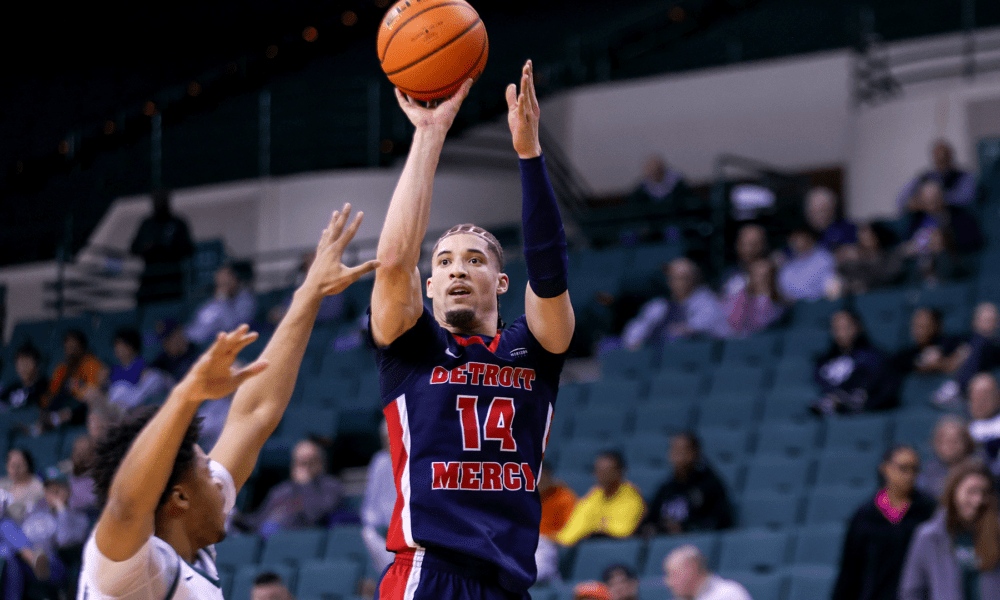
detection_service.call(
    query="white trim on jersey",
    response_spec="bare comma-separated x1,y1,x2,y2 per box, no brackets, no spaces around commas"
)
395,395,416,548
403,547,425,600
542,403,553,453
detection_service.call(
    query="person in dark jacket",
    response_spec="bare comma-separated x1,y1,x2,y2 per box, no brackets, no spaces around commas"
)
832,445,937,600
893,307,965,376
899,458,1000,600
641,433,734,536
812,309,899,415
130,189,194,305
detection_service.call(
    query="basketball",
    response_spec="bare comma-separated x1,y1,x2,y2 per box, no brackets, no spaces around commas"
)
377,0,488,102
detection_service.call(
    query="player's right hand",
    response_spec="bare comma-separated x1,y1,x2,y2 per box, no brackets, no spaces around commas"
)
302,203,380,297
395,78,473,132
178,325,269,402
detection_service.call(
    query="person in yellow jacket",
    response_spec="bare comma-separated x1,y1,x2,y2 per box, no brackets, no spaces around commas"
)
557,450,646,546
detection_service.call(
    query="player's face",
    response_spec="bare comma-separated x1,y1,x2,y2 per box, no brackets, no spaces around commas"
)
427,233,508,332
184,445,228,547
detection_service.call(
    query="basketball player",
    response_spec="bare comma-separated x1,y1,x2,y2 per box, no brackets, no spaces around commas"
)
370,60,574,599
77,204,378,599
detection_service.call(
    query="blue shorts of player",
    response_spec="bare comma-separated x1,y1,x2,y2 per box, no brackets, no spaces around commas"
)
377,548,529,600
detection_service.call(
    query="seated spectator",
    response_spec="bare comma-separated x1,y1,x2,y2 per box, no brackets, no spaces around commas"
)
556,451,645,546
805,186,856,251
40,330,105,432
724,258,786,337
778,226,836,302
721,224,769,297
897,139,977,210
918,416,978,500
185,263,257,345
0,511,55,599
536,461,577,584
574,581,612,600
20,476,90,589
269,252,348,327
106,328,170,410
812,310,898,415
251,571,295,600
361,421,394,575
968,373,1000,476
901,179,982,286
934,302,1000,406
629,155,689,205
622,258,729,349
238,438,343,537
0,449,45,523
150,319,200,383
900,458,1000,600
63,435,99,519
834,222,903,295
643,433,733,536
892,307,964,376
664,545,752,600
0,344,48,412
832,445,936,600
603,564,639,600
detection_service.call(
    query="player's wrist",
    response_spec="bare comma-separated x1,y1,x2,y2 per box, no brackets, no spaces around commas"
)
516,145,542,160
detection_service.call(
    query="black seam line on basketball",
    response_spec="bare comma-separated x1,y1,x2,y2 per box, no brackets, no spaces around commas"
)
398,34,486,95
384,18,482,76
380,0,476,63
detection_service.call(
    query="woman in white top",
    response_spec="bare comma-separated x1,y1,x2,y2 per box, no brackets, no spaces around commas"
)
77,205,378,599
0,448,45,523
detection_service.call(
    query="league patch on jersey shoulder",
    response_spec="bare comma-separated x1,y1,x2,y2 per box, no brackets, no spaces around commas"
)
509,347,528,358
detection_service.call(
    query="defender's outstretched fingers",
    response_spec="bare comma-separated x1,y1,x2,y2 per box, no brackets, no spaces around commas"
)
232,358,269,386
329,203,352,244
334,210,366,252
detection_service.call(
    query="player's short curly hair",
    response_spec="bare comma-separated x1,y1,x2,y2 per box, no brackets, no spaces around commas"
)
432,224,505,271
90,405,203,511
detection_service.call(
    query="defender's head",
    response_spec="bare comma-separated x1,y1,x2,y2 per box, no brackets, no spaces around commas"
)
427,224,509,335
91,406,228,549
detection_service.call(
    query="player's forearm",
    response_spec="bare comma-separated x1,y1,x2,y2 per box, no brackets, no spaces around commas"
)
103,384,202,523
376,127,447,271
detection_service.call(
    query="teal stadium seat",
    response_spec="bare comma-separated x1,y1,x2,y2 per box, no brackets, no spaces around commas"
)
647,372,706,403
696,393,760,429
726,572,785,600
295,558,362,599
633,403,695,436
636,580,672,600
899,374,948,408
894,410,941,447
623,434,670,470
791,523,846,567
719,334,780,369
557,383,588,407
738,492,802,529
553,439,608,475
781,329,830,361
214,533,261,570
629,467,666,500
696,427,750,466
772,356,816,389
744,456,812,494
707,366,766,396
644,533,721,575
570,537,642,581
279,407,338,441
761,386,816,422
790,299,841,330
754,421,819,458
658,339,716,373
718,529,790,573
714,462,744,497
600,347,657,378
259,529,326,565
325,524,367,562
11,432,62,472
814,450,881,489
805,485,870,525
588,377,645,406
823,415,889,453
787,569,838,600
571,406,632,441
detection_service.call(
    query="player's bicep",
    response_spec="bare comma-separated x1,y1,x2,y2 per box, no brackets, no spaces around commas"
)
525,284,575,355
371,265,423,347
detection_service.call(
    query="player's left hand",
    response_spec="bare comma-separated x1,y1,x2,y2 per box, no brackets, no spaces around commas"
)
303,203,380,297
506,59,542,159
180,325,269,402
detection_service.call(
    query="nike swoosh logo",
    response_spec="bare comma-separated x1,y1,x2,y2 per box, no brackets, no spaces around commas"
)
445,348,459,358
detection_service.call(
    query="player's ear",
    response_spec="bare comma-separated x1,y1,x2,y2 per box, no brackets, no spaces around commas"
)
425,277,434,299
496,273,509,296
163,485,190,516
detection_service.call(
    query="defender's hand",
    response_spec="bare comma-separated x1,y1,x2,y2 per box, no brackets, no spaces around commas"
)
506,60,541,159
395,79,474,132
302,203,380,298
178,326,268,402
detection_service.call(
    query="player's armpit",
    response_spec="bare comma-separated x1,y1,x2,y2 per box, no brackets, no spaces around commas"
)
370,265,424,347
524,285,575,355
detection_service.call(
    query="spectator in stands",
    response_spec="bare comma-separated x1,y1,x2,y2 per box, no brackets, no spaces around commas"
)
269,251,348,327
968,373,1000,476
778,226,836,302
251,571,296,600
185,263,257,345
812,310,898,415
40,329,105,432
723,258,786,337
721,224,769,298
898,139,977,210
642,433,733,537
64,434,99,518
622,258,729,349
238,438,343,537
0,510,54,600
805,186,856,251
664,544,751,600
150,319,200,383
361,421,394,575
106,328,169,410
629,155,689,205
536,460,577,583
130,188,194,305
574,581,612,600
603,564,639,600
918,416,979,500
20,476,90,588
834,221,903,295
901,179,982,286
900,458,1000,600
556,451,645,545
0,344,48,412
893,307,964,376
0,449,44,523
935,302,1000,406
832,445,937,600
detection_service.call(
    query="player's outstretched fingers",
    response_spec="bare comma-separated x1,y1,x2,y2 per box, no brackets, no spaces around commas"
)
505,83,517,111
334,210,365,251
232,358,270,386
329,203,352,244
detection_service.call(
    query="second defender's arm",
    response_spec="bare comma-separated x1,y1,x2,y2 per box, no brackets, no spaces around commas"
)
210,205,377,491
371,81,474,347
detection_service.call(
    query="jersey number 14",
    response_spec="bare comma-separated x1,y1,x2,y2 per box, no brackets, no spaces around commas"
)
457,396,517,451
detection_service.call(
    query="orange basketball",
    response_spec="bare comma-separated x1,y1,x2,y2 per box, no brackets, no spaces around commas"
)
377,0,488,102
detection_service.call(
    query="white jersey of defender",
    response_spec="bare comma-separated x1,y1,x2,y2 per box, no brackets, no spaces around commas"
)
77,460,236,600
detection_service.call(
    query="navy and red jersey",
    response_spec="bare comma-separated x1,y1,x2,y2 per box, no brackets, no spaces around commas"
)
369,306,565,593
